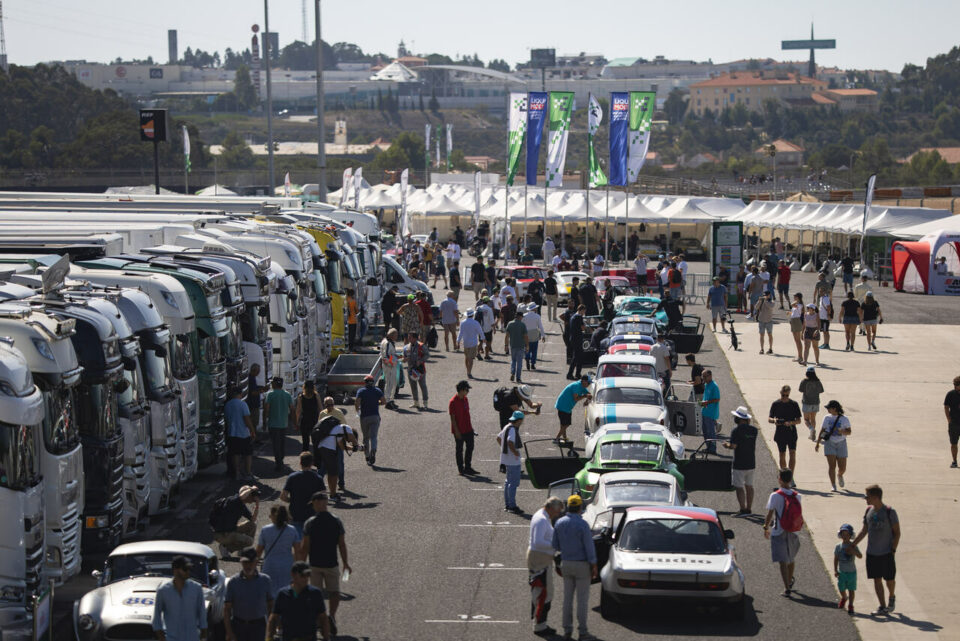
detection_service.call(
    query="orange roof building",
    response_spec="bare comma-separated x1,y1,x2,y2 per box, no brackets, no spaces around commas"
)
688,71,827,116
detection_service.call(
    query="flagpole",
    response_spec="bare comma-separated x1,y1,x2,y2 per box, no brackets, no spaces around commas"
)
543,181,548,262
524,184,528,258
604,185,610,260
624,187,629,266
585,184,590,258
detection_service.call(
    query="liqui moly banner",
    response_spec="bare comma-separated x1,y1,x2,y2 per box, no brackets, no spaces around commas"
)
525,91,548,186
608,92,630,186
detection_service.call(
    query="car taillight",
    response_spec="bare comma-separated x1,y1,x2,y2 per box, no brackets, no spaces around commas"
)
618,578,647,589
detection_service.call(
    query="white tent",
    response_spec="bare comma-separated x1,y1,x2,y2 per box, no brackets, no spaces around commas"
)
892,213,960,240
410,194,472,216
195,184,238,196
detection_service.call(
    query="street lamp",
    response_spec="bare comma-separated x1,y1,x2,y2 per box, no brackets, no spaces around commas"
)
263,0,275,192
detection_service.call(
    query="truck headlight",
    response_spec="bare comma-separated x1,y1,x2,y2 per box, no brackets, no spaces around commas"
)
78,614,96,631
84,515,109,529
160,290,180,311
0,585,24,602
32,338,56,361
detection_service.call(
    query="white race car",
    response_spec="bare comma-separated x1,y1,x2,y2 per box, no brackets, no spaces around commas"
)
585,376,668,434
74,541,227,641
556,271,590,302
585,422,685,459
597,506,746,620
592,353,659,386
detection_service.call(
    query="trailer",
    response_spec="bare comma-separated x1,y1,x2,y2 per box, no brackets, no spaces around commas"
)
326,353,382,403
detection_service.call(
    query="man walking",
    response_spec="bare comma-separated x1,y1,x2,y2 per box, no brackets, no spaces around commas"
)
263,377,293,471
226,387,256,481
723,407,758,514
706,277,727,332
756,290,775,354
246,364,264,433
552,495,598,641
578,276,601,317
379,328,399,410
268,562,330,641
449,380,478,475
565,305,586,380
439,290,460,351
223,548,273,641
650,334,673,390
497,410,525,514
151,555,207,641
764,469,803,597
528,497,565,637
522,303,547,370
471,257,486,300
769,385,803,482
943,375,960,468
280,452,325,535
301,492,352,635
456,309,485,378
354,375,385,466
476,296,495,359
634,252,648,294
449,260,462,301
313,408,358,501
544,270,559,321
853,485,901,616
402,331,429,409
700,370,720,454
505,306,529,383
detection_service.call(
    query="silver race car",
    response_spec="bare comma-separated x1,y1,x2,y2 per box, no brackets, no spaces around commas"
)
74,540,227,641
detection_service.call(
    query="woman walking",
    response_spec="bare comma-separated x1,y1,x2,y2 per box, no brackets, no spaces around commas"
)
799,367,824,442
432,246,447,288
398,293,424,342
256,505,302,596
801,303,821,366
815,400,852,491
861,292,883,351
789,293,805,362
295,380,321,452
839,291,862,351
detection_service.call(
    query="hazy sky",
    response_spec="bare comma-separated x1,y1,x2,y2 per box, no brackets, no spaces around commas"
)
5,0,957,72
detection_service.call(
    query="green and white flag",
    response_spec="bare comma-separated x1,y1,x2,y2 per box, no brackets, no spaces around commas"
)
626,91,656,183
587,94,607,188
545,91,575,188
182,125,191,173
505,92,527,186
424,123,432,173
445,123,453,171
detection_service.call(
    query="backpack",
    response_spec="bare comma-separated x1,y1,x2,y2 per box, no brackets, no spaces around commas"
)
427,326,439,349
671,269,682,285
312,415,342,448
493,386,511,412
208,496,233,533
775,489,803,532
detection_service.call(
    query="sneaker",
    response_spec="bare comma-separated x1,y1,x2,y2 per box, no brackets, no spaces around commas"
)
736,508,752,515
832,484,838,492
951,461,958,468
534,626,557,637
463,467,479,475
848,605,855,615
838,475,845,488
838,596,847,609
809,427,817,441
887,596,895,612
782,589,792,597
871,606,889,616
767,349,773,354
531,363,537,370
821,343,830,349
329,616,338,636
578,634,598,641
508,506,525,515
510,374,514,382
409,403,420,409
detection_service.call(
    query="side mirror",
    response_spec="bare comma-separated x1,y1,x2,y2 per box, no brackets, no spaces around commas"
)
208,570,219,585
269,324,287,334
724,529,735,540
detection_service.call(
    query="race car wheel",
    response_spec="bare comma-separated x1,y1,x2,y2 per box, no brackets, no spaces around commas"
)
600,588,622,620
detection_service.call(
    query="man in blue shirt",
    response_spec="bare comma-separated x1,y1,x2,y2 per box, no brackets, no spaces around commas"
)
554,375,592,443
706,276,728,333
456,309,486,378
151,555,207,641
700,369,721,454
224,548,273,641
552,495,597,640
354,375,385,466
268,561,330,641
226,387,255,481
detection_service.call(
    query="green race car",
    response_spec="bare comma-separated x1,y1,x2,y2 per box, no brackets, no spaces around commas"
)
574,432,683,502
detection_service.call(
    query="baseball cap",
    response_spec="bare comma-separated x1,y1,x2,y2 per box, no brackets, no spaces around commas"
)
510,410,525,422
363,374,374,383
516,385,533,401
567,494,583,508
171,555,193,570
456,380,471,392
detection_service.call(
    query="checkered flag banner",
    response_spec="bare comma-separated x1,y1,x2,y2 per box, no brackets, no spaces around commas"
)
626,91,656,183
587,93,608,188
546,91,575,188
505,93,528,186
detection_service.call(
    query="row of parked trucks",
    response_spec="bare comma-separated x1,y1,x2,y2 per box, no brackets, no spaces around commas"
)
0,193,430,639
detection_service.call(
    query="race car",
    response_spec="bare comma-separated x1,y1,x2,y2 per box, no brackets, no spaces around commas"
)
596,276,637,300
496,265,547,297
597,506,745,620
574,432,683,501
548,470,691,529
607,342,652,355
592,353,659,385
585,422,685,460
74,541,227,641
584,377,669,435
556,270,590,302
613,296,667,326
609,314,658,338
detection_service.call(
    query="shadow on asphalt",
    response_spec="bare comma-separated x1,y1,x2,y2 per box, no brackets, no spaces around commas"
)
597,594,761,636
370,465,405,473
855,611,943,633
789,590,847,609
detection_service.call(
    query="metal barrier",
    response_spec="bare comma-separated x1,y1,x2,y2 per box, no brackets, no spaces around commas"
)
684,273,709,305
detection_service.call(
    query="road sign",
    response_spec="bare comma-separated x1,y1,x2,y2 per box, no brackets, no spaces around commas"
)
139,109,168,142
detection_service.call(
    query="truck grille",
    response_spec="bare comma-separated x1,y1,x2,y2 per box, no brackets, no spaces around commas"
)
25,540,43,594
105,622,156,640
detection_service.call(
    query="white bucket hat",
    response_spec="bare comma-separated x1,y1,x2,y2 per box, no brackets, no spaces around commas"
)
731,406,752,420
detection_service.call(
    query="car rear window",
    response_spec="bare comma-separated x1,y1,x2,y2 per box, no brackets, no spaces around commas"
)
595,387,662,405
599,440,661,462
618,518,725,555
604,481,672,504
597,363,656,379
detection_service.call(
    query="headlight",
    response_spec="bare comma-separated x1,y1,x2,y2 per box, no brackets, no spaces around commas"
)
84,515,109,529
32,338,56,361
160,290,180,310
78,614,96,631
103,341,119,359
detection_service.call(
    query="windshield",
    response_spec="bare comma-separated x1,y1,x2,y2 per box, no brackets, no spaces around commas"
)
199,332,223,364
620,300,657,314
223,315,243,357
604,481,672,504
76,383,119,440
618,518,726,555
597,363,657,379
105,553,211,585
326,260,343,294
0,422,40,490
596,387,662,405
613,321,656,335
40,386,79,456
599,441,662,463
118,366,144,410
313,270,328,298
142,346,174,396
243,306,270,344
512,268,545,280
171,334,196,379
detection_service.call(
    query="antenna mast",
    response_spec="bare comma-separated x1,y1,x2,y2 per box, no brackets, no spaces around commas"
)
0,1,9,73
301,0,308,42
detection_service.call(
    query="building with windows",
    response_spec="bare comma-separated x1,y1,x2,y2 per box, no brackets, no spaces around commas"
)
687,71,827,116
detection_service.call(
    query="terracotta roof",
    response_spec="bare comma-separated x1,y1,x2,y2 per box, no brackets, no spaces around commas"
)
826,88,877,97
690,71,822,88
756,139,804,153
903,147,960,164
811,93,836,104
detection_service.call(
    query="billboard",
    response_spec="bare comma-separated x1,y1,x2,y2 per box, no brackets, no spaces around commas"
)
139,109,168,142
530,48,556,68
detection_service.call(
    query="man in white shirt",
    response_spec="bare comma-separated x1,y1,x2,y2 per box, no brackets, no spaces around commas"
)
446,241,461,264
439,291,460,352
659,263,671,299
497,411,525,513
552,252,562,271
634,253,648,294
592,253,604,276
818,293,832,349
521,303,546,370
543,237,556,265
527,496,565,635
456,309,485,378
476,297,495,358
500,279,517,306
315,419,359,500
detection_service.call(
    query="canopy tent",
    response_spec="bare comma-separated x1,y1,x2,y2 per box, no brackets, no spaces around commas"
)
892,230,960,295
887,213,960,240
409,194,472,216
195,184,238,196
359,188,402,210
324,175,373,204
728,201,952,237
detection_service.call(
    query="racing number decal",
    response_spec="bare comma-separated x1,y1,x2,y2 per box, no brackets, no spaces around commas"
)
122,596,156,606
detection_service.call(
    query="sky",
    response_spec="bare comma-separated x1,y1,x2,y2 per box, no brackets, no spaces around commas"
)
4,0,958,73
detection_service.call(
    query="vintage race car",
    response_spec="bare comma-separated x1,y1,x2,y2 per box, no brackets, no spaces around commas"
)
607,342,652,355
592,353,659,386
614,296,667,325
609,314,658,338
574,432,683,501
596,276,637,300
496,265,547,297
556,270,590,302
74,541,227,641
585,377,669,434
596,506,745,620
585,422,685,460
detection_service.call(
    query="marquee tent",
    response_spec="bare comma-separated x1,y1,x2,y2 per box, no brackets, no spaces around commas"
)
892,230,960,295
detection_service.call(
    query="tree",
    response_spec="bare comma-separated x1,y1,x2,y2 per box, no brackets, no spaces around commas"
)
418,93,425,111
426,53,454,66
370,131,425,171
218,131,254,168
663,88,687,124
233,65,257,110
277,40,337,70
428,89,440,113
488,58,511,72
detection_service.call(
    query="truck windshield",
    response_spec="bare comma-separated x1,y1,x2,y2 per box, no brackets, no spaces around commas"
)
223,315,243,358
326,260,343,294
199,331,223,364
76,383,119,440
40,386,79,456
243,306,270,344
171,334,196,380
118,366,144,411
0,422,41,490
142,345,174,396
105,553,210,585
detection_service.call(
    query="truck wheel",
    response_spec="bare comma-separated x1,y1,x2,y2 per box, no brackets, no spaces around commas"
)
600,588,621,620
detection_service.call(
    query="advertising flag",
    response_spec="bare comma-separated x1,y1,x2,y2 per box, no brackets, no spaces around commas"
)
587,94,607,188
473,170,482,230
283,172,291,197
860,173,878,259
182,126,191,173
400,168,410,239
608,92,630,186
525,91,548,186
436,134,440,168
353,167,363,210
424,123,432,174
340,168,352,207
505,92,528,186
545,91,575,188
445,123,453,171
626,91,656,183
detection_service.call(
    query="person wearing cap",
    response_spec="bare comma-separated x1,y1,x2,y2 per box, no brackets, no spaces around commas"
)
527,497,564,636
544,270,559,321
151,555,207,641
402,331,429,409
815,400,852,492
723,406,758,515
551,494,597,640
456,308,485,378
281,452,325,535
439,290,460,352
263,377,294,472
212,485,260,559
301,492,351,631
521,302,546,370
802,302,821,366
769,385,803,483
834,523,862,614
504,304,529,383
476,296,495,359
554,376,592,442
497,410,526,514
226,387,256,481
706,276,728,333
699,370,721,454
268,561,330,641
494,384,542,429
224,548,273,641
397,293,424,343
354,374,385,466
449,380,478,475
379,328,399,410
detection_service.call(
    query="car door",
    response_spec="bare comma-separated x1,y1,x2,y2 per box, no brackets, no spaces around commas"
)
523,438,586,488
677,446,734,492
548,477,581,501
591,509,627,583
665,383,700,436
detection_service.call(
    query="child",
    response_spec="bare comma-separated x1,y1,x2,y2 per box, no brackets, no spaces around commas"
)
834,523,862,614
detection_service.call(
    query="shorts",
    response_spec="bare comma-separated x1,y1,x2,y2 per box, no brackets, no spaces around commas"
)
749,292,761,305
862,319,878,326
731,468,755,488
842,316,859,325
484,331,493,344
837,570,857,592
464,345,478,360
790,317,803,333
771,531,800,563
777,283,790,295
317,447,339,474
711,306,725,320
820,319,830,332
866,552,896,581
227,436,253,457
758,321,773,334
949,422,960,446
842,273,854,285
309,565,341,596
443,322,457,334
774,426,798,453
803,326,819,341
801,403,819,414
557,410,572,426
823,439,848,458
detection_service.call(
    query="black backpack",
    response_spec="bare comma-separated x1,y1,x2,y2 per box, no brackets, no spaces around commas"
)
312,415,342,448
671,269,683,284
208,496,233,533
493,386,511,412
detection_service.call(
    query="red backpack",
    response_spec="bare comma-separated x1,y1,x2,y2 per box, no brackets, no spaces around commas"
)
776,489,803,532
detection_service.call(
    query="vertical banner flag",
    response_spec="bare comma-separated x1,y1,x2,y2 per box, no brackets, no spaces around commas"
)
353,167,363,210
860,173,878,259
182,126,191,173
608,92,629,186
545,91,575,188
587,94,607,188
473,170,482,231
424,124,432,176
445,124,453,171
340,168,352,207
505,93,528,186
626,91,656,183
435,134,440,168
400,168,410,239
283,172,291,197
525,91,549,186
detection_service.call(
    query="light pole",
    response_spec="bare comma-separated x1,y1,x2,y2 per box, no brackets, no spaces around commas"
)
314,0,326,202
263,0,275,192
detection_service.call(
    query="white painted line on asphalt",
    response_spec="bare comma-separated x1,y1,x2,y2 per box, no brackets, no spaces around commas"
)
458,523,529,528
469,487,541,492
426,618,519,624
447,567,527,571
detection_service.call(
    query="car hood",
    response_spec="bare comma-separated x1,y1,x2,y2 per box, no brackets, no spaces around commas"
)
106,577,169,608
616,552,734,574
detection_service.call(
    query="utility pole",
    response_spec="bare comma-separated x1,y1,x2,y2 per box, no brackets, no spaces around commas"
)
264,0,276,192
0,1,8,72
314,0,326,202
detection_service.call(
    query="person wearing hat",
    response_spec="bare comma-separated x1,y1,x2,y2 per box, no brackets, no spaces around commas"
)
527,496,565,636
551,493,598,640
379,328,399,410
521,302,546,370
815,400,852,492
301,492,351,634
224,547,273,641
263,376,294,471
706,276,728,333
397,293,424,343
497,410,526,514
268,561,330,641
802,302,821,366
449,380,478,475
402,330,429,410
354,374,385,466
456,308,485,377
476,296,495,359
504,303,529,383
723,406,758,515
151,555,207,641
211,485,261,559
834,523,862,614
494,383,542,429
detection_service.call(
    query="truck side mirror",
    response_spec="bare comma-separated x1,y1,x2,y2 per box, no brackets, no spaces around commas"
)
366,277,379,286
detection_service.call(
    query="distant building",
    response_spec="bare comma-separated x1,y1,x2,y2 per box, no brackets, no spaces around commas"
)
819,88,879,112
901,147,960,165
688,71,827,116
680,152,721,168
208,138,391,157
463,155,499,170
755,139,805,167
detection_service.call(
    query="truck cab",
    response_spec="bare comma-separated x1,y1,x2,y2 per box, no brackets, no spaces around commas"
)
296,226,348,360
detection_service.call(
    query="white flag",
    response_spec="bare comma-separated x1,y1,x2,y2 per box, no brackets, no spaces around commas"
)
545,92,575,187
860,173,878,260
353,167,363,210
446,124,453,170
340,168,352,206
283,172,291,197
400,168,410,239
182,126,191,173
473,170,481,231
